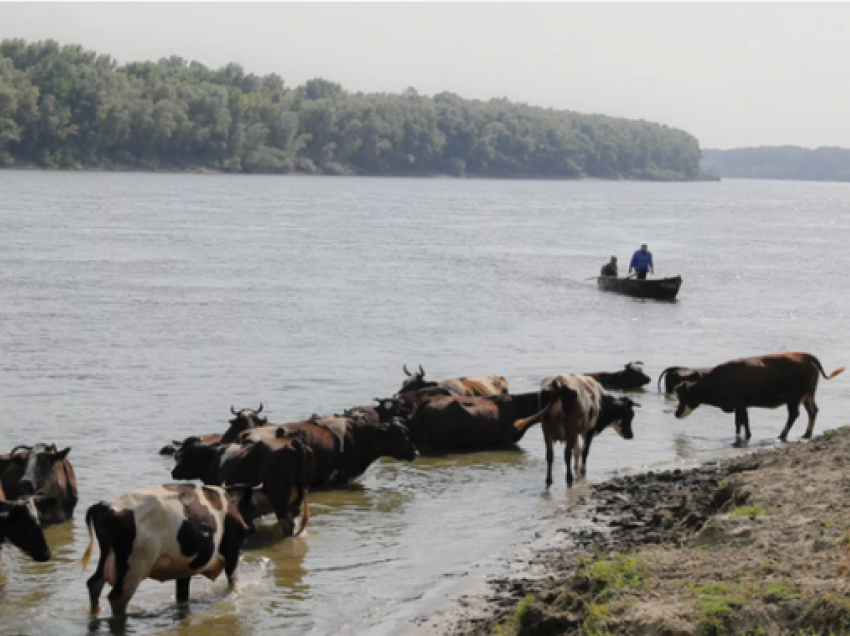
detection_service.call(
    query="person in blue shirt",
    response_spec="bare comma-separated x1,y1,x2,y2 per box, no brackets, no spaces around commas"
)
629,244,654,279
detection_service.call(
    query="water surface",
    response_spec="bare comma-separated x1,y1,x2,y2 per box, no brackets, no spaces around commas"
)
1,172,849,634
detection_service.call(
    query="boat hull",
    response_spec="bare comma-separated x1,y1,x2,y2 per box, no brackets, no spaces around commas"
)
596,276,682,301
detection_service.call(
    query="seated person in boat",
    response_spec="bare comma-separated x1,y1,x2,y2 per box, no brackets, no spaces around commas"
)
629,244,654,280
600,256,618,277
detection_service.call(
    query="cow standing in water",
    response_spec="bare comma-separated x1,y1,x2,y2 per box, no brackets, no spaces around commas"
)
658,366,713,394
397,365,509,397
80,484,257,617
585,362,651,391
515,375,639,487
674,352,844,441
0,494,51,563
1,444,78,525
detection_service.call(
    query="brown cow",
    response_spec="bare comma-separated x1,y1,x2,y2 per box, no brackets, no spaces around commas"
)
239,414,417,486
405,391,552,452
515,375,639,488
397,364,509,397
160,434,222,457
171,437,313,537
2,444,78,525
674,353,844,441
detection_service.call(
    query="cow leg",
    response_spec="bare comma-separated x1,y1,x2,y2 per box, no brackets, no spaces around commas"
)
86,550,110,615
107,559,147,618
735,407,751,441
565,439,574,488
779,403,800,442
278,510,296,538
572,440,581,473
544,432,554,488
581,431,595,475
802,397,819,439
176,578,191,604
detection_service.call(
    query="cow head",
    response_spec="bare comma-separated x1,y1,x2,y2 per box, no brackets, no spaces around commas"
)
598,395,640,439
0,497,51,562
379,418,418,461
398,364,438,395
172,437,220,481
373,397,414,422
622,362,651,388
12,443,71,500
675,382,701,419
221,404,268,444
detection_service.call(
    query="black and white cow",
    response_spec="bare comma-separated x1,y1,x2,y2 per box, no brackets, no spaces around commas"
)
0,496,52,563
80,483,257,617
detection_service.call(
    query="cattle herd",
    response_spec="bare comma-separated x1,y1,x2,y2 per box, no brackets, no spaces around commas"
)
0,352,844,619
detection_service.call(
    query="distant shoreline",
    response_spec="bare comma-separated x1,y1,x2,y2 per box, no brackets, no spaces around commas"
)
0,164,720,183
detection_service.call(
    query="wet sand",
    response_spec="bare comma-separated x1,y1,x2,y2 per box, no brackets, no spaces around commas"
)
433,426,850,635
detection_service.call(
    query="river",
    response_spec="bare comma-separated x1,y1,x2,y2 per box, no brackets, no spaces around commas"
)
1,172,849,635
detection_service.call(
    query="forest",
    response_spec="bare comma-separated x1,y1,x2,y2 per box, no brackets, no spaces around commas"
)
0,39,704,180
701,147,850,182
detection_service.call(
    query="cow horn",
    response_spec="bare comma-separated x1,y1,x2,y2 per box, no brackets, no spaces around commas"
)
418,364,424,376
403,364,411,376
9,445,32,456
230,405,238,415
257,403,263,414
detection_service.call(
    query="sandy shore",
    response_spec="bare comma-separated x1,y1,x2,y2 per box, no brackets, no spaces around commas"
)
430,426,850,636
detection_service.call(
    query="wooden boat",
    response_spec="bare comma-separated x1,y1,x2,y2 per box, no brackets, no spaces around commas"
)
596,275,682,301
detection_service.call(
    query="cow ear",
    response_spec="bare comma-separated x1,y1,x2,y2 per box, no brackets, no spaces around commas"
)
54,447,71,461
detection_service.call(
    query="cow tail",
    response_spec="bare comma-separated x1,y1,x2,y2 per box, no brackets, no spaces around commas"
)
79,502,110,572
657,368,671,393
293,440,311,537
811,356,846,380
514,400,554,432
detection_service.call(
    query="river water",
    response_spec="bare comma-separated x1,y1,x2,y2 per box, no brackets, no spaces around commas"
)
1,172,849,635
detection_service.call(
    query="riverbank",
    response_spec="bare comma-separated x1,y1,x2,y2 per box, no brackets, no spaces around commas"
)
441,426,850,636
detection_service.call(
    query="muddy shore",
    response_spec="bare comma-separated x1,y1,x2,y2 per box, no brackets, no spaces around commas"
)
430,427,850,636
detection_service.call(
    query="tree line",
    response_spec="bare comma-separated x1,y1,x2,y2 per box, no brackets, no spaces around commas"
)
701,147,850,182
0,39,704,180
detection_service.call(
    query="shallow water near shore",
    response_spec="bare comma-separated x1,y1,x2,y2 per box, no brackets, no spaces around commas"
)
1,172,849,634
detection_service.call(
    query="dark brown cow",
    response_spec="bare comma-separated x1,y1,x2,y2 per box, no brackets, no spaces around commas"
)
238,414,417,487
160,434,222,457
674,353,845,441
81,484,257,617
515,375,639,488
397,364,509,397
2,444,78,525
171,437,313,537
221,405,268,444
159,404,267,455
0,496,51,563
658,366,713,394
586,362,651,391
405,391,552,452
343,397,414,425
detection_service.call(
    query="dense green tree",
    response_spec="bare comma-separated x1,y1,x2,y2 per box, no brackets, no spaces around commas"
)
0,38,704,179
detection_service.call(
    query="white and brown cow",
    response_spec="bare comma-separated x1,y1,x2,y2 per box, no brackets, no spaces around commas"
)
80,483,257,617
515,375,639,487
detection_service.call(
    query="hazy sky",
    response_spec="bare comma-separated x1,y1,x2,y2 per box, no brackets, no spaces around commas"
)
1,3,849,149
